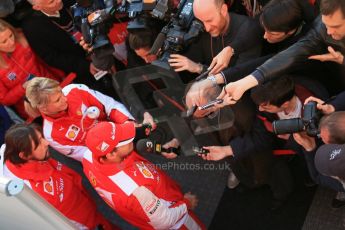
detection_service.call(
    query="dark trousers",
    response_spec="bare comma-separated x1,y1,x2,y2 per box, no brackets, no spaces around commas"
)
229,150,293,200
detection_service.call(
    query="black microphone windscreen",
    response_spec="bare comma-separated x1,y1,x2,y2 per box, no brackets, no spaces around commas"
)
150,32,166,55
136,139,155,154
91,44,115,71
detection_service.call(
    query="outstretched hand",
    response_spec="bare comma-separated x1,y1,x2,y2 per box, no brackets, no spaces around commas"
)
217,75,259,107
309,46,344,64
208,46,234,75
199,146,232,161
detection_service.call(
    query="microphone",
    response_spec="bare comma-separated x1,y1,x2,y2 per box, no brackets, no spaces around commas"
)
149,31,167,55
84,106,100,119
195,68,210,81
136,139,179,155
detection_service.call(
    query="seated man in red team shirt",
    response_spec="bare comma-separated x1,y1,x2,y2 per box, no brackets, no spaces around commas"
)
24,77,155,162
1,123,119,230
83,121,206,230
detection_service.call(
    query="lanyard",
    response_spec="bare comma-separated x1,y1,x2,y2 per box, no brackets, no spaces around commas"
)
6,53,31,76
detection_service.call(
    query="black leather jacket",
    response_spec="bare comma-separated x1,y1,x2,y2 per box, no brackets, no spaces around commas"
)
253,17,345,84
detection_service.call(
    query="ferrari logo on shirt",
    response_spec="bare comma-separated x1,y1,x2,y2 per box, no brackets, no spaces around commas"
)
136,162,154,179
43,177,54,196
89,171,97,186
65,124,80,141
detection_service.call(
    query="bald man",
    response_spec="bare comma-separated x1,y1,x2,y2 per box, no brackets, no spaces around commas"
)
168,0,262,78
193,0,229,37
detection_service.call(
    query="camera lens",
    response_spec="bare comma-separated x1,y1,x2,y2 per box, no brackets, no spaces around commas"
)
272,118,304,135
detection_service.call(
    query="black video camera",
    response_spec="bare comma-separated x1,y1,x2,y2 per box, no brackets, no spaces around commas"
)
272,101,322,137
71,0,171,70
117,0,169,20
71,0,117,71
150,0,204,67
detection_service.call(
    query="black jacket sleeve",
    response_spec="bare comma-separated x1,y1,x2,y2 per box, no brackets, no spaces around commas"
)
230,115,274,159
253,17,327,84
330,91,345,111
221,54,273,83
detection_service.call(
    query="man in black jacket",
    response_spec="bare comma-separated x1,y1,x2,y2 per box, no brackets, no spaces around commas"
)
23,0,117,97
23,0,91,80
167,0,262,79
220,0,345,105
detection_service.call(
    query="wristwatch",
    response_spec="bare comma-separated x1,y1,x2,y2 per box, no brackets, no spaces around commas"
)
207,75,218,87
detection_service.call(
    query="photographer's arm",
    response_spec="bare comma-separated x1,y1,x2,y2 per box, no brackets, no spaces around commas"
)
254,19,326,84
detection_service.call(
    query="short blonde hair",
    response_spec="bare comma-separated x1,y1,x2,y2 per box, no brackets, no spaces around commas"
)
25,77,61,109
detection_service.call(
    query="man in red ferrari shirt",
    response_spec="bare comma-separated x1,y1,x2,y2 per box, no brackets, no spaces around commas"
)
25,77,155,162
1,123,119,230
83,121,205,230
